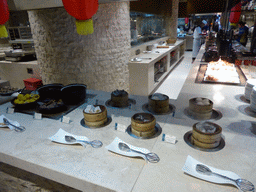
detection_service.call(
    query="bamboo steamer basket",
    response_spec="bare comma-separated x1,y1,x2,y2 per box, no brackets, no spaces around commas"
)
84,117,108,127
190,110,212,120
148,94,169,113
166,38,177,45
83,105,107,126
191,136,220,149
191,122,222,149
131,126,156,137
189,97,213,113
111,91,129,107
131,113,156,132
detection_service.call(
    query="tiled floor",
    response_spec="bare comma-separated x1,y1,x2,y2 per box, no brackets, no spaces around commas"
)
154,51,193,100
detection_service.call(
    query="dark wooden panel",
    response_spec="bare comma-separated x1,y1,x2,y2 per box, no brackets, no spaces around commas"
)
130,0,173,16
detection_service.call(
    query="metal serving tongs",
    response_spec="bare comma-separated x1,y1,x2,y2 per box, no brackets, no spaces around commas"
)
3,118,26,132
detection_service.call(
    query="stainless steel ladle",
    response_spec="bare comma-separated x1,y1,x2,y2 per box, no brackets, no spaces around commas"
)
65,135,103,148
3,118,26,132
196,164,254,192
118,142,160,163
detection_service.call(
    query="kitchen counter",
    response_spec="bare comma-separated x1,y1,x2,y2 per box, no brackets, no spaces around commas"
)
177,34,193,51
0,45,255,192
129,40,186,96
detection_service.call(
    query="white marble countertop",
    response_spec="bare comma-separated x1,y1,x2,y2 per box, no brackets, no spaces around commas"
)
0,46,255,192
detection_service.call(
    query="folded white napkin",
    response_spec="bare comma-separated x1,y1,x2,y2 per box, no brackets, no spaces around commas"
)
49,128,89,145
0,115,21,131
105,137,150,161
182,155,240,188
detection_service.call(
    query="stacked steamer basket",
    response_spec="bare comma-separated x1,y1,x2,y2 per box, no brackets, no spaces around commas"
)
131,113,156,137
83,105,107,127
148,93,169,113
250,86,256,112
191,121,222,149
189,97,213,120
110,89,129,107
244,79,256,101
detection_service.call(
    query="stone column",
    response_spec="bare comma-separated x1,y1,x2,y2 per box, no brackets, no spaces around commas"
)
165,0,179,40
28,2,130,92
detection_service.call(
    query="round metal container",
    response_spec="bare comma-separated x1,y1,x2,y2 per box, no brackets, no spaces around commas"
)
36,84,63,100
61,84,86,105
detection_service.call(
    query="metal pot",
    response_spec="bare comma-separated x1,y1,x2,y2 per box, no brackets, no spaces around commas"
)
36,84,64,100
61,84,87,105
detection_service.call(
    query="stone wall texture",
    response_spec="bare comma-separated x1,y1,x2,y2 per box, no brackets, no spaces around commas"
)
28,2,130,92
165,0,179,40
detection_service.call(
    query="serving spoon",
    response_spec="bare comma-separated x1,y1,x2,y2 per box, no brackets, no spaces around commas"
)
3,118,26,132
118,142,160,163
196,164,254,192
65,135,103,148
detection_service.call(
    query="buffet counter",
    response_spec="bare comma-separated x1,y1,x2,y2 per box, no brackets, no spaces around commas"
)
0,46,255,192
129,40,186,96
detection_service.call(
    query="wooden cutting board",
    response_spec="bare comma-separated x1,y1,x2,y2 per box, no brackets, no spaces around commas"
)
157,46,170,48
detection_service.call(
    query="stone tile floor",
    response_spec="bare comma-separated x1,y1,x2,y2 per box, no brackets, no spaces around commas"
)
0,163,80,192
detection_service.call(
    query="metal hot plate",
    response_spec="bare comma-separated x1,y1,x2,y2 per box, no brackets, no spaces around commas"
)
184,131,225,152
105,99,136,108
142,103,175,115
80,116,112,129
126,123,162,139
184,107,222,121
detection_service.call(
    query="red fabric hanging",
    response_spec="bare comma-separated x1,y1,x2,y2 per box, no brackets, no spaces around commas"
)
62,0,98,20
229,2,241,24
0,0,9,25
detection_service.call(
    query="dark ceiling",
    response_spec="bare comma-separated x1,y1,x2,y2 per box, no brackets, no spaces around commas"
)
130,0,241,18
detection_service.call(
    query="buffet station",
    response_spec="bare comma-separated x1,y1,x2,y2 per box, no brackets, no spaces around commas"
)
129,39,186,96
0,42,255,191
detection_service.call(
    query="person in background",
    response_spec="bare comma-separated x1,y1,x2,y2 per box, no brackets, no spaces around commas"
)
184,23,190,32
237,21,249,47
192,21,202,63
213,21,219,32
202,20,209,32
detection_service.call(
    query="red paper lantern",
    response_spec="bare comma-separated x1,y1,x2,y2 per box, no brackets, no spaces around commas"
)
229,2,241,24
185,17,189,24
62,0,98,35
62,0,98,21
0,0,9,25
